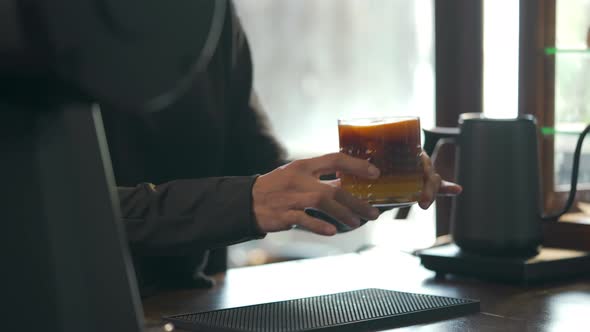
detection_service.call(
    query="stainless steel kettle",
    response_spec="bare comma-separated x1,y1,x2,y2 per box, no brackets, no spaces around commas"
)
424,113,589,257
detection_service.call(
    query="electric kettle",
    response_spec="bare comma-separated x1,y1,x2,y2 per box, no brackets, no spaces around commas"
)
424,113,589,257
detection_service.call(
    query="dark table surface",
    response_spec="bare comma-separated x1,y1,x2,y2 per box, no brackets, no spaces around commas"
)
143,247,590,331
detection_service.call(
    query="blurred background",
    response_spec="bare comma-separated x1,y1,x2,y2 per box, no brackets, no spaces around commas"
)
228,0,589,267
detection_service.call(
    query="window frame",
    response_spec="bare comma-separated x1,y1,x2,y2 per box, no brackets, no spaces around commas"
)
433,0,484,236
519,0,590,250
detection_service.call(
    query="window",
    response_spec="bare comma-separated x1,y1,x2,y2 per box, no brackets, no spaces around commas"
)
554,0,590,188
520,0,590,249
483,0,590,214
483,0,520,118
527,0,590,213
234,0,435,159
229,0,437,266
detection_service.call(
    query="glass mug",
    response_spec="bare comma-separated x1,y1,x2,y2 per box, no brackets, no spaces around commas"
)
338,116,423,208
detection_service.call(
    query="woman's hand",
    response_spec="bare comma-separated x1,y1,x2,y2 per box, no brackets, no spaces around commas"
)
418,150,462,209
252,151,461,236
252,153,382,236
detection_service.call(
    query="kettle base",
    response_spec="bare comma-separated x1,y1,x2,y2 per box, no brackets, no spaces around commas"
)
455,238,540,259
418,243,590,284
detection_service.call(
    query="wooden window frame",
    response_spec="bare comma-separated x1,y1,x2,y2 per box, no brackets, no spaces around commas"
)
519,0,590,250
434,0,483,236
434,0,590,250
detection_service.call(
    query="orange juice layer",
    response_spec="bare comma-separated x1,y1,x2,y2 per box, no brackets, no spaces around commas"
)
341,174,423,204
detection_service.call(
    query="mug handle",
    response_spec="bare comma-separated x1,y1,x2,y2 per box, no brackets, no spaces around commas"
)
423,127,460,159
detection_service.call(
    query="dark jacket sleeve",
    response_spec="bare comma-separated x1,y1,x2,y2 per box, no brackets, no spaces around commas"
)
119,176,265,256
223,5,288,175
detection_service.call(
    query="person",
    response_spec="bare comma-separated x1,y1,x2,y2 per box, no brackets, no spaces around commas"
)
101,3,461,295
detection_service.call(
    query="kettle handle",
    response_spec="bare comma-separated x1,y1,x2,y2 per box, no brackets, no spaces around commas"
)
542,123,590,221
423,127,460,159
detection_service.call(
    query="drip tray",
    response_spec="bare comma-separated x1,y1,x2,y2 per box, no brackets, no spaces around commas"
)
164,288,479,331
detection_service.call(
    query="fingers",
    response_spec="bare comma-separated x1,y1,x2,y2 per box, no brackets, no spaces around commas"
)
419,152,437,209
322,178,341,188
438,180,463,196
420,151,433,174
419,178,463,208
254,152,387,236
419,173,441,209
333,188,381,221
285,210,337,236
253,189,340,235
418,151,462,209
294,179,380,222
294,153,380,179
296,191,360,228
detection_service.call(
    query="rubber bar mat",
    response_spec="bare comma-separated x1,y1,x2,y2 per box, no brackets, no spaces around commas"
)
164,288,479,331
